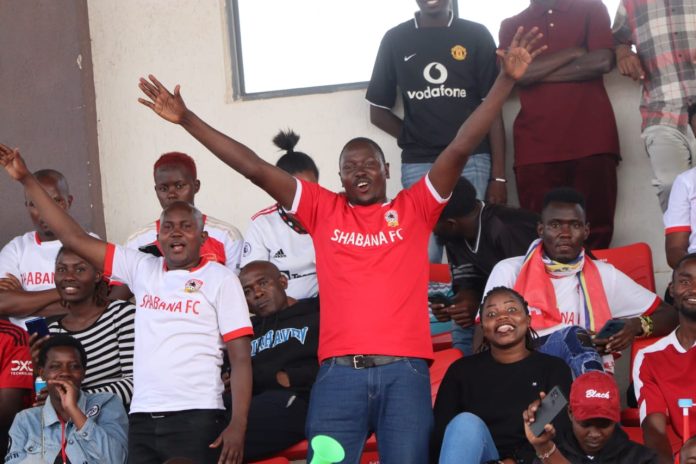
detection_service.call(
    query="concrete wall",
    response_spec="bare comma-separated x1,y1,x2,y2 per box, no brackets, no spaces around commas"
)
0,0,104,244
86,0,669,291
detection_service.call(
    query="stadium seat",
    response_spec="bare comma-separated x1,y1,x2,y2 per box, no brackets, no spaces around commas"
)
250,349,463,464
430,348,463,404
593,243,662,427
620,336,664,427
429,263,451,283
592,242,656,292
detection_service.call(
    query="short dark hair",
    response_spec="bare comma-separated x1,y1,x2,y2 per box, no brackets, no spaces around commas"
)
273,130,319,179
673,252,696,280
38,334,88,368
439,177,478,220
340,137,386,164
154,152,197,179
688,102,696,125
542,187,586,211
33,169,70,196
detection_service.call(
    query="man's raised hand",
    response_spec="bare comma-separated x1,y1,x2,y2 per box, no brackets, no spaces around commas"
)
0,144,31,182
496,27,547,81
138,75,188,124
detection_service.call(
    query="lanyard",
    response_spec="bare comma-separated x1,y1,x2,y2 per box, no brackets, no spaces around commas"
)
59,418,67,464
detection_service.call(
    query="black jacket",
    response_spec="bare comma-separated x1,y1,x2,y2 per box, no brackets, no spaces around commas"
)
539,427,658,464
250,298,319,401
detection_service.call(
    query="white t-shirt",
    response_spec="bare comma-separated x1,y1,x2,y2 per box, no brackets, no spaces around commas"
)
241,204,318,299
664,167,696,253
0,231,98,328
126,214,243,273
103,243,252,413
484,256,660,337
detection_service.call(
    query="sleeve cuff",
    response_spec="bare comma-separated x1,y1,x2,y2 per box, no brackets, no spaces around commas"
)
222,326,254,343
103,243,116,279
75,417,95,439
287,178,303,215
642,297,662,316
366,100,393,110
665,226,691,235
425,173,451,204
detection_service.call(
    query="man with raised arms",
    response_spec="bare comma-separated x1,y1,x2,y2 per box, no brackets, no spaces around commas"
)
0,147,253,464
0,170,79,327
134,27,544,463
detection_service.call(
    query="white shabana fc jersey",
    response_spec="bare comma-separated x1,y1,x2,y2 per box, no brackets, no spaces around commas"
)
104,243,252,413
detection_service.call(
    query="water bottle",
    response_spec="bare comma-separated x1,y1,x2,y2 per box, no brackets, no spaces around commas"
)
34,376,47,395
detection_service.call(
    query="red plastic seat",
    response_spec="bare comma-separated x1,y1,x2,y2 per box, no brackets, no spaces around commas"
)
592,242,656,292
429,263,451,283
430,348,463,404
432,331,453,351
593,243,662,427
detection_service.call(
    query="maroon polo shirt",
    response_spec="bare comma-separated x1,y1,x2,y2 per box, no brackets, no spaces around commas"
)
500,0,619,167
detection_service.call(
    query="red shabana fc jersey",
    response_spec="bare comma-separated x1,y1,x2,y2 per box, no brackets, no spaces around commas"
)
0,321,33,391
290,175,447,362
633,329,696,441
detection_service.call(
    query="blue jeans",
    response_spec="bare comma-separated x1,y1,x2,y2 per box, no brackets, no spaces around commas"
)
438,412,499,464
537,326,604,378
451,324,475,356
306,358,433,464
401,153,490,264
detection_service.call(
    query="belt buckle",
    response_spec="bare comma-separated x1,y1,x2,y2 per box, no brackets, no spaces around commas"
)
352,355,365,369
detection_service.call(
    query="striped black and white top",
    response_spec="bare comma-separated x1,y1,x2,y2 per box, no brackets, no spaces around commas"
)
48,300,135,408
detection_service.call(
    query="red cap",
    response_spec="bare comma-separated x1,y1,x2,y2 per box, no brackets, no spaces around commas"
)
569,371,620,422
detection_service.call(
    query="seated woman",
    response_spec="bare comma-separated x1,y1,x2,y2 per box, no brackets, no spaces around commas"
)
432,286,573,464
6,334,128,463
32,247,135,408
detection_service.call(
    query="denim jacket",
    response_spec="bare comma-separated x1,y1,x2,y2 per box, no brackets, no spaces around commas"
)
5,391,128,464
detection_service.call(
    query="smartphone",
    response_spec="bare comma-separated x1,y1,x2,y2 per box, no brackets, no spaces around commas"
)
530,386,568,436
429,293,453,307
595,319,626,339
25,317,50,338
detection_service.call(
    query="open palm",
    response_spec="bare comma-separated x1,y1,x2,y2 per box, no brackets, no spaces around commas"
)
497,27,547,81
138,75,188,124
0,144,30,181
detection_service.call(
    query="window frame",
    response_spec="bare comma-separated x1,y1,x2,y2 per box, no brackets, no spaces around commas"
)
227,0,461,100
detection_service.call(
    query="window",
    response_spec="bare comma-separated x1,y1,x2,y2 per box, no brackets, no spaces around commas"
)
229,0,622,99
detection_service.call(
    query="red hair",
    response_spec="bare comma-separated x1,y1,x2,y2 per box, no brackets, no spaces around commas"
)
153,152,197,179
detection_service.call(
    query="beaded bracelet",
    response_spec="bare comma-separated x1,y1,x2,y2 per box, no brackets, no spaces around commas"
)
639,315,654,338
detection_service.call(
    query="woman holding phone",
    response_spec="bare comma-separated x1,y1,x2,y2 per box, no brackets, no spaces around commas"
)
31,247,135,408
432,286,573,464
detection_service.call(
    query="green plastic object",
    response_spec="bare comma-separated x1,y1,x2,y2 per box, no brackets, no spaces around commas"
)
310,435,345,464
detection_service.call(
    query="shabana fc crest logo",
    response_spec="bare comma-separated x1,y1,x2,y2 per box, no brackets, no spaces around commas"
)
185,279,204,293
385,210,399,227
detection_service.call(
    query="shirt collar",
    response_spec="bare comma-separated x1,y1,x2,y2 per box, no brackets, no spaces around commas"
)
413,10,454,29
670,326,696,353
42,391,87,426
162,256,210,273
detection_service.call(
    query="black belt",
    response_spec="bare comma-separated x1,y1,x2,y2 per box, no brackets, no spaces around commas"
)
332,355,406,369
133,411,183,419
